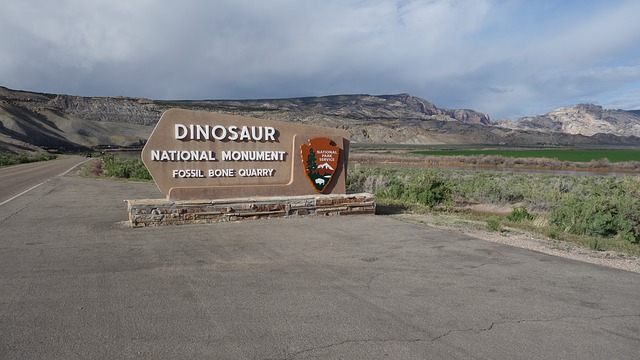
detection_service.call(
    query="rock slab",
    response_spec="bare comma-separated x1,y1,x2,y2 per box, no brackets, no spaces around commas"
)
126,193,375,226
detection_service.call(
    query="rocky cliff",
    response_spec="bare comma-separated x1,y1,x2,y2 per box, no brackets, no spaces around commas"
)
499,104,640,137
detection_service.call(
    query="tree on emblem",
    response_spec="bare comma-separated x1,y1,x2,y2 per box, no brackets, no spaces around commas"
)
306,147,317,173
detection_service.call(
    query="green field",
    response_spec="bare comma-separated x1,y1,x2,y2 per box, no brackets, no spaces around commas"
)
412,149,640,163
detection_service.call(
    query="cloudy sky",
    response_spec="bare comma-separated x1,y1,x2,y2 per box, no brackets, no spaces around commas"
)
1,0,639,119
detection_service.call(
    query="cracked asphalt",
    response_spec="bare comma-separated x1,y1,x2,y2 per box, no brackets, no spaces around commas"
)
1,171,639,359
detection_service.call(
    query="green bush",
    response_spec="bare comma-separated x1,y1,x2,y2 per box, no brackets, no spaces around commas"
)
486,216,502,232
589,238,603,251
375,177,404,199
102,156,151,180
403,173,452,207
549,195,640,243
346,166,394,193
507,206,536,222
546,227,560,240
374,171,452,208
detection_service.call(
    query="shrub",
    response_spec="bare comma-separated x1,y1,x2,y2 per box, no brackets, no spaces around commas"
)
90,159,104,176
404,173,452,208
374,172,452,208
347,166,640,244
375,177,405,200
549,195,640,243
486,216,502,232
0,153,56,167
546,227,560,240
507,206,536,222
102,156,151,180
346,166,391,193
589,238,603,251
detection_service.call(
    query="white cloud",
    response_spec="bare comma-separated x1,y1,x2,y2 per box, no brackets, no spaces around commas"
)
0,0,639,119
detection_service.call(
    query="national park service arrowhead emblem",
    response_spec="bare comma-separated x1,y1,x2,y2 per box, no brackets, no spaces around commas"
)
301,137,340,193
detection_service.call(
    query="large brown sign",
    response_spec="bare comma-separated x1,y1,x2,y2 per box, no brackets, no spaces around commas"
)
142,109,349,200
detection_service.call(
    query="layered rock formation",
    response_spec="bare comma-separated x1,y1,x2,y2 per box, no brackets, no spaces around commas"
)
1,86,638,153
500,104,640,137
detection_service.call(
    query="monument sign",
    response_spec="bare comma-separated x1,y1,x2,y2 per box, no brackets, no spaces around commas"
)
142,109,350,200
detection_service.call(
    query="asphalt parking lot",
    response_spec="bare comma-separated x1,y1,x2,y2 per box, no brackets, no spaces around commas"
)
1,173,639,359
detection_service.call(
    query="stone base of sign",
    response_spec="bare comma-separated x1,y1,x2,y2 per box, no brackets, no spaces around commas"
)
125,193,375,227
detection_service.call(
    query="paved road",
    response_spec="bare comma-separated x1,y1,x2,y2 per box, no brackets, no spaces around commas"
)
0,171,639,359
0,156,89,205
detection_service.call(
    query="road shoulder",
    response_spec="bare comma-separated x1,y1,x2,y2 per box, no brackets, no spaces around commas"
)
394,213,640,273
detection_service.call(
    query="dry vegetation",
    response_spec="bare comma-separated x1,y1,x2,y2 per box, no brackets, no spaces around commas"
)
350,153,640,173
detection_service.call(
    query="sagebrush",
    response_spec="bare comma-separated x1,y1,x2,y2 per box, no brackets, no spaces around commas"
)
348,165,640,244
101,156,152,180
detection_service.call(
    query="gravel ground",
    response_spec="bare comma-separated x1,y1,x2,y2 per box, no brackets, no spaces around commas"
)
395,213,640,274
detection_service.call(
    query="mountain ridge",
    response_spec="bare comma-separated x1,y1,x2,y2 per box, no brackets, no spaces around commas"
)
1,86,639,153
499,103,640,138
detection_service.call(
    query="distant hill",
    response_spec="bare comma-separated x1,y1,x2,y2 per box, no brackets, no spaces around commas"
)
497,104,640,138
1,86,639,153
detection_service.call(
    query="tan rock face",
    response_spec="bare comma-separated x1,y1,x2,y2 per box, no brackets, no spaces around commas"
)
142,109,349,200
504,104,640,138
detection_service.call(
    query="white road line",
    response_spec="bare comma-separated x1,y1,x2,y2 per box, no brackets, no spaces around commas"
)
0,159,91,206
58,159,90,177
0,181,47,206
